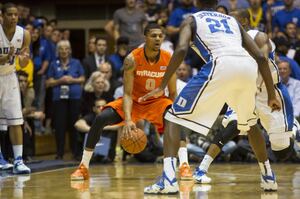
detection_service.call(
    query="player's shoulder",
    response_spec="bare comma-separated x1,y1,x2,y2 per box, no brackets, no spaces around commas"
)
160,49,172,60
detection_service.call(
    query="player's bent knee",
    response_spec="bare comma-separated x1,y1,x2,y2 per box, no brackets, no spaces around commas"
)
272,139,294,161
269,133,291,151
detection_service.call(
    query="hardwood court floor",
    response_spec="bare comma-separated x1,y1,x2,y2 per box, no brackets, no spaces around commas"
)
0,163,299,199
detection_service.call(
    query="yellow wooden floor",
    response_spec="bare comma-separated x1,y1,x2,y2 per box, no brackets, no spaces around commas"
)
0,163,299,199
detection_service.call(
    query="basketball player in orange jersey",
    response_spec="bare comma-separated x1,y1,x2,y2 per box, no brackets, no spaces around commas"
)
71,23,182,181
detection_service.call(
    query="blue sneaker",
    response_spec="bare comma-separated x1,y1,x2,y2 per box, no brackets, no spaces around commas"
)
144,172,178,194
0,153,13,170
13,156,31,174
193,167,211,184
261,171,278,191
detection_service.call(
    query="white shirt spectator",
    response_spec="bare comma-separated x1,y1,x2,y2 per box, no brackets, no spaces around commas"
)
285,77,300,117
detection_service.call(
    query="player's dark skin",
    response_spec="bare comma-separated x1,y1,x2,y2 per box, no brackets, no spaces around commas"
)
140,0,281,159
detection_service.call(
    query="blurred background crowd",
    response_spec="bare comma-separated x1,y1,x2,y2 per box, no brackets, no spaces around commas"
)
0,0,300,165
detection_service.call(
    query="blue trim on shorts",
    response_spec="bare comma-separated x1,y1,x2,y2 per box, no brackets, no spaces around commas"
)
172,59,216,115
276,82,294,131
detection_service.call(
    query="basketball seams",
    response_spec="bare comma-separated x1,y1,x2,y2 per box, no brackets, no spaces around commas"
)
121,128,147,154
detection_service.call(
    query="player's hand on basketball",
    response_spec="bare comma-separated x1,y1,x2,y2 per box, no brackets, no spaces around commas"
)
122,120,137,140
138,87,164,102
268,98,281,112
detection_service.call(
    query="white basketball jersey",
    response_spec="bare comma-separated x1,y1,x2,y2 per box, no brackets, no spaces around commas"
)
191,11,249,63
0,25,24,71
247,29,280,87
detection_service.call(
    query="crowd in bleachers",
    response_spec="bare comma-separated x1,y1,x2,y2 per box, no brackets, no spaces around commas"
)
0,0,300,165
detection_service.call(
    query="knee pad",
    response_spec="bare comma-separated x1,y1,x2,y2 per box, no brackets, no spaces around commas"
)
269,132,292,151
212,120,239,148
272,139,294,161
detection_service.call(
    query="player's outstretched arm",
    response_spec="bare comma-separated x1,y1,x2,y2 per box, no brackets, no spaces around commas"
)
19,29,31,67
122,53,137,138
239,24,280,111
140,17,193,102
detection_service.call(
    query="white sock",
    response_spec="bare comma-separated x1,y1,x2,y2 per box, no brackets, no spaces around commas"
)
178,147,188,167
199,155,213,172
12,145,23,160
163,157,177,180
258,160,272,176
80,150,93,168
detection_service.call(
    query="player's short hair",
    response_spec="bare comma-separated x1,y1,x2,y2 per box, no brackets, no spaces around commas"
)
144,23,162,36
17,70,29,78
2,2,17,14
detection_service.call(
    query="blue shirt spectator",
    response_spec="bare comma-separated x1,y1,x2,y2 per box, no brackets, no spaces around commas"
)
31,30,51,72
279,56,300,80
263,0,285,17
273,6,300,32
167,6,198,28
47,58,84,101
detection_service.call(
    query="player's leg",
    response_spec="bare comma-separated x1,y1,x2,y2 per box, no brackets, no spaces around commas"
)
195,120,240,183
144,118,181,194
247,125,277,191
269,83,295,161
4,73,30,174
178,130,192,180
71,107,122,181
0,125,13,170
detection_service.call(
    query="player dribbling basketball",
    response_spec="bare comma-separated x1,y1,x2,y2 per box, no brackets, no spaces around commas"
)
70,23,177,181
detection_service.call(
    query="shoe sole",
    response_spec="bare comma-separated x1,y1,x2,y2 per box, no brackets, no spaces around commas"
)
144,191,178,195
261,183,278,191
13,170,31,174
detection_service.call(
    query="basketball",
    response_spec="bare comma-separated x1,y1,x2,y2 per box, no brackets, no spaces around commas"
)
121,128,147,154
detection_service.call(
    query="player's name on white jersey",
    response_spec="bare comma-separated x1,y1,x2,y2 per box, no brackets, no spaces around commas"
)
196,11,230,19
136,70,165,78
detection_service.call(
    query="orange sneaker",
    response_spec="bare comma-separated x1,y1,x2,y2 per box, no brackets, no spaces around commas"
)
179,162,192,180
71,164,89,181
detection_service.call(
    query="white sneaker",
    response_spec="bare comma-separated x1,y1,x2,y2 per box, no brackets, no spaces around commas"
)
144,172,179,194
0,153,13,170
261,171,278,191
13,157,31,174
193,167,211,184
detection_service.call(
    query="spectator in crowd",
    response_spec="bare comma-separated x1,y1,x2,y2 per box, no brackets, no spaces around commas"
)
81,71,111,116
273,0,300,36
82,37,111,80
17,4,30,27
216,5,229,14
48,28,60,62
278,60,300,118
144,0,162,23
166,0,198,45
263,0,285,18
109,36,129,80
284,22,300,64
17,71,44,162
218,0,250,12
99,62,122,101
16,57,35,109
248,0,266,31
46,40,85,160
49,19,58,29
75,98,119,163
274,36,300,80
62,29,70,41
176,61,192,82
87,36,96,55
31,27,51,113
113,0,147,50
